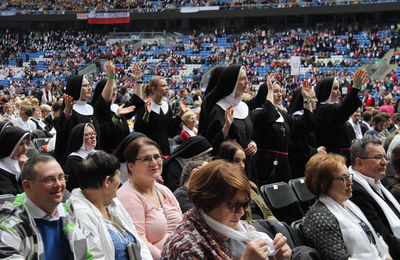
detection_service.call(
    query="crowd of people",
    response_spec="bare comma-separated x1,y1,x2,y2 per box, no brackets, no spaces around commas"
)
1,23,400,259
1,0,394,13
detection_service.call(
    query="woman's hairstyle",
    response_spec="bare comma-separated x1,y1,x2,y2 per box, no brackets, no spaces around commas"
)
124,137,161,164
20,104,34,117
78,151,120,190
143,76,165,98
216,140,243,162
181,111,195,123
384,95,393,105
188,159,250,212
305,153,346,196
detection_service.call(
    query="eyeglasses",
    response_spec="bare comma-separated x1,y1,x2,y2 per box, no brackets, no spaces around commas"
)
227,200,251,213
28,174,69,187
332,174,353,183
135,154,162,164
84,132,97,138
359,155,388,161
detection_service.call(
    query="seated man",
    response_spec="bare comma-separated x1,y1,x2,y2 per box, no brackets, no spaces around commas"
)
0,154,92,259
382,145,400,202
349,139,400,259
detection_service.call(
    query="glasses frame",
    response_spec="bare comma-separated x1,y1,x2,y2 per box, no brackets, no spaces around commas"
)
134,154,163,164
332,174,353,183
359,155,388,161
28,174,69,187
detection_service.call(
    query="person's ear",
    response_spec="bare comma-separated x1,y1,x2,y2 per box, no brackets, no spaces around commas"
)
127,162,134,175
22,179,31,192
103,176,111,188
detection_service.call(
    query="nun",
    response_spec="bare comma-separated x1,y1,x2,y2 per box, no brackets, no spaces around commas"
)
162,136,212,192
113,132,146,184
198,65,225,136
203,65,268,179
314,68,367,163
63,123,97,191
287,85,326,179
0,126,30,195
252,77,316,186
54,74,99,163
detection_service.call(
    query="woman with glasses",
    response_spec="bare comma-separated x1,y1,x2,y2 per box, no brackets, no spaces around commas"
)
216,140,276,223
62,123,97,191
161,160,292,259
67,151,152,260
302,153,390,260
117,137,182,259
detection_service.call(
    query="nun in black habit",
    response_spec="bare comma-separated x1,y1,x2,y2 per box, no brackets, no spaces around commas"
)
113,132,146,183
162,136,212,192
63,123,97,191
252,76,316,186
0,126,30,195
288,86,326,179
198,65,224,136
203,65,268,179
314,68,367,163
54,75,99,163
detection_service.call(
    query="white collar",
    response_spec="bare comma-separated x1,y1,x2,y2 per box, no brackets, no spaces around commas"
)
150,97,169,114
350,166,400,238
292,110,304,116
216,98,248,119
182,125,197,137
0,157,20,180
319,195,387,258
275,110,284,123
73,100,94,116
69,142,96,160
24,195,66,221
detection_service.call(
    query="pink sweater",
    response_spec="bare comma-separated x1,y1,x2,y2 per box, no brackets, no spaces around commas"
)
117,181,182,259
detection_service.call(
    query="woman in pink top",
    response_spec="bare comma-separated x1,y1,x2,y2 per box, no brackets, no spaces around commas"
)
379,95,395,115
117,137,182,259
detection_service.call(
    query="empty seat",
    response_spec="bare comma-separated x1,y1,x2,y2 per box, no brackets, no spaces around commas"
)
289,177,316,202
260,182,304,224
32,137,51,150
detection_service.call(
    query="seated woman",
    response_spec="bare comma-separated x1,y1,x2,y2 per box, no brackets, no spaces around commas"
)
303,153,389,260
180,111,198,143
63,123,97,191
0,126,30,195
216,140,276,223
117,137,182,259
161,160,292,259
67,151,152,259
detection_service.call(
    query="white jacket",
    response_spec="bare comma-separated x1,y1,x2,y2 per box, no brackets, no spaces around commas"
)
68,189,153,260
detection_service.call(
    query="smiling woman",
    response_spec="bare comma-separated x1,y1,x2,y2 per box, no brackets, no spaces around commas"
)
161,160,292,260
117,137,182,260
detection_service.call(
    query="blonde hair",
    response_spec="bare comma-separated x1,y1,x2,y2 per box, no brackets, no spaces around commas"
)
182,111,196,123
143,76,165,98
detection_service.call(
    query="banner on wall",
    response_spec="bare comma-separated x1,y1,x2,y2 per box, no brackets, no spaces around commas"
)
87,12,130,24
290,56,301,76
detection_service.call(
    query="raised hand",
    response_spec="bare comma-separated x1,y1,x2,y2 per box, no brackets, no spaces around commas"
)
225,104,234,127
63,94,75,117
130,64,143,82
104,60,115,77
301,80,312,99
117,104,135,116
145,98,151,114
352,68,368,87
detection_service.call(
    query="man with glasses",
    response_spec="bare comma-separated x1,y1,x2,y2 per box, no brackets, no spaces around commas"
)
349,138,400,259
0,154,92,259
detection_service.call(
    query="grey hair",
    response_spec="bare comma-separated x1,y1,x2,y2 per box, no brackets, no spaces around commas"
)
350,138,382,166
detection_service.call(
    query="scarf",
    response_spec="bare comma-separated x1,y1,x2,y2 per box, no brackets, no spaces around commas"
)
348,119,363,140
200,210,277,257
182,125,197,137
319,195,387,259
350,166,400,238
69,133,96,160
